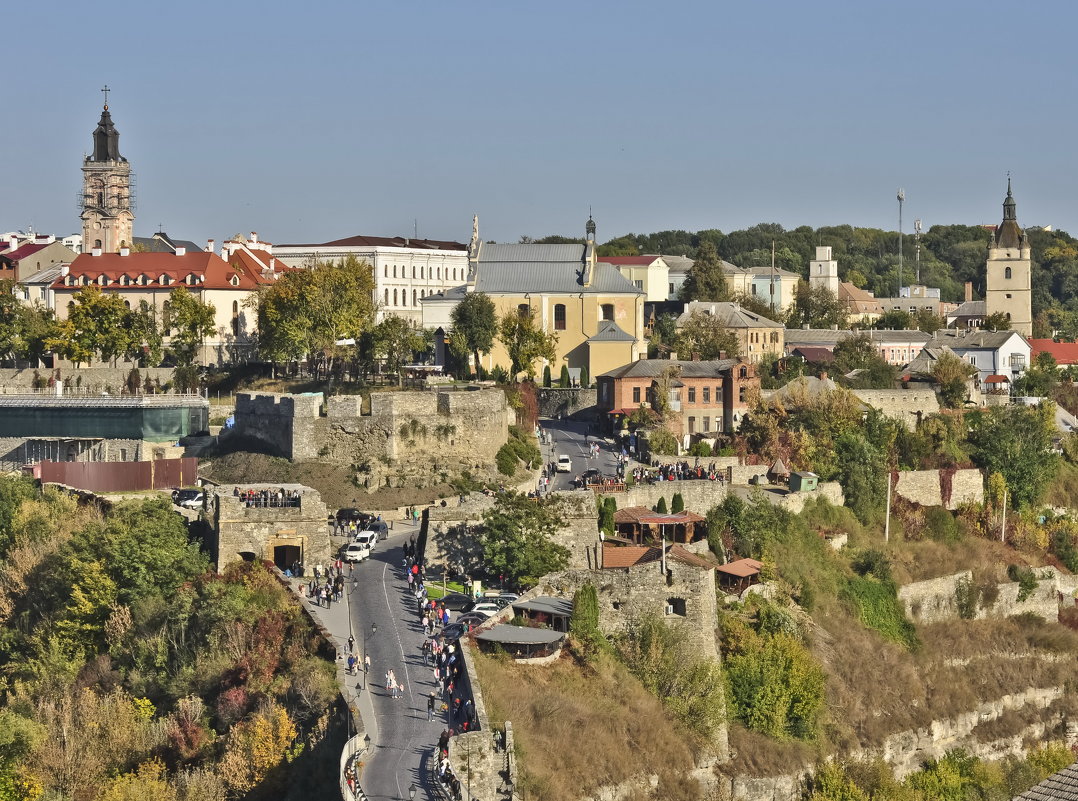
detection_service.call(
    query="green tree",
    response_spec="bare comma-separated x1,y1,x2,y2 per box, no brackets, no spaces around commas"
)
786,283,848,330
372,316,429,384
930,351,977,408
674,310,740,360
835,433,888,524
654,496,668,513
479,493,571,587
969,404,1059,509
579,365,589,388
165,288,216,366
678,240,728,302
542,365,551,388
832,332,897,388
126,300,162,366
254,255,376,374
449,291,497,378
559,364,570,388
671,492,684,513
568,583,606,662
49,285,133,366
647,313,679,358
497,308,557,379
980,311,1012,331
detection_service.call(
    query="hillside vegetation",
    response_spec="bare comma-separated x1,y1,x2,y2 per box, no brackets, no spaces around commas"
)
0,475,341,801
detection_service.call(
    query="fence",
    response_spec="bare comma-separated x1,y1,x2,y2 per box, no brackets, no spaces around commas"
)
30,457,198,492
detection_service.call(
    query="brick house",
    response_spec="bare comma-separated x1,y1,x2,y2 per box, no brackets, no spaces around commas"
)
596,358,759,438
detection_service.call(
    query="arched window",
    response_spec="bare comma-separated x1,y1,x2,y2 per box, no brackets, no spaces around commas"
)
385,288,389,306
232,301,240,336
384,266,388,277
94,239,102,249
1005,266,1012,279
413,289,417,306
393,289,398,306
393,265,397,278
554,303,567,330
412,266,416,279
124,300,130,309
453,268,457,281
438,268,442,280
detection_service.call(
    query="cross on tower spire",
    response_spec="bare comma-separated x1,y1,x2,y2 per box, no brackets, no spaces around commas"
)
101,84,110,109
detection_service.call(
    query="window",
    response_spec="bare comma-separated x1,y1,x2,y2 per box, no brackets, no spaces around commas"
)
739,366,748,378
665,598,686,616
703,387,710,403
1006,293,1012,299
688,417,696,434
751,284,757,295
771,332,779,343
1010,354,1026,369
412,266,416,278
94,239,102,249
438,268,442,280
393,289,398,306
703,416,710,432
518,303,529,317
384,266,388,277
632,386,641,403
715,385,721,399
601,303,614,321
739,387,746,402
385,288,389,305
453,268,458,281
688,387,696,403
124,300,130,309
554,303,566,330
1005,266,1012,279
393,265,397,278
413,289,417,306
634,280,643,290
669,283,674,296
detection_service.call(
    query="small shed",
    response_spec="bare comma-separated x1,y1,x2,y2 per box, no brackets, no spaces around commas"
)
474,624,566,659
510,596,574,632
789,471,819,492
716,557,763,594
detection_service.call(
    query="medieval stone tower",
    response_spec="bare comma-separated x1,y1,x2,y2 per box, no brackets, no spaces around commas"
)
984,179,1032,336
79,93,135,252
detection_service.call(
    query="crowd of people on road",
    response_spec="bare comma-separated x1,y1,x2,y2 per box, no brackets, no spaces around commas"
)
633,459,727,484
232,486,302,508
301,560,347,606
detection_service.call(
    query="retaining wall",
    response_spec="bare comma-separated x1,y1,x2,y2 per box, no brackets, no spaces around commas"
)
898,567,1063,625
893,468,983,510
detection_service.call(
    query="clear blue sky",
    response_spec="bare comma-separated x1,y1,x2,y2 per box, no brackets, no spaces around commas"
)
4,0,1077,247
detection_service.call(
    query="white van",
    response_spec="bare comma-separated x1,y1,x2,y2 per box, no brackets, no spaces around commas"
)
354,530,378,551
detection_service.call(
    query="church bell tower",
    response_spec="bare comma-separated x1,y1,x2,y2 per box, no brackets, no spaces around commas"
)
79,86,135,252
984,179,1032,336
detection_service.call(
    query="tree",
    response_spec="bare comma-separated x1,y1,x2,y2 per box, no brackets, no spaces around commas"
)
674,310,740,360
671,492,684,513
559,364,570,388
542,365,551,388
579,365,589,388
126,300,162,366
832,332,897,389
568,583,606,662
647,313,679,358
254,255,376,374
497,308,557,379
969,404,1059,509
980,312,1011,331
786,283,848,330
371,316,429,384
930,351,977,408
479,493,570,587
449,292,497,378
678,240,728,302
165,288,216,366
48,285,132,366
834,433,888,524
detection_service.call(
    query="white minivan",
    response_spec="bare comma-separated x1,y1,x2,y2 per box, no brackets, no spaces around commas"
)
354,530,378,551
557,454,572,473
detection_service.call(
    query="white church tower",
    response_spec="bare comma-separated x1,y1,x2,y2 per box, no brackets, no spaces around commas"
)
808,246,840,295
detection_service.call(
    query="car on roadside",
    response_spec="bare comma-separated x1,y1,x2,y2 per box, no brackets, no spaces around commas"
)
470,601,505,617
353,530,378,551
440,622,468,641
557,454,572,473
437,593,476,612
339,543,370,563
172,488,204,509
497,592,520,602
361,520,390,541
455,612,490,627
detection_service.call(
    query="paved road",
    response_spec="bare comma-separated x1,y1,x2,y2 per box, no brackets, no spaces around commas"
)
538,417,621,492
348,526,448,801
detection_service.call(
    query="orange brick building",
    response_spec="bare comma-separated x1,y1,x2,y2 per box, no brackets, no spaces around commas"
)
596,358,759,438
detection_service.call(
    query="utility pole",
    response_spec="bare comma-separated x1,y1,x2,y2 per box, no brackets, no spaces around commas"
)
884,470,892,543
897,188,905,297
914,219,923,285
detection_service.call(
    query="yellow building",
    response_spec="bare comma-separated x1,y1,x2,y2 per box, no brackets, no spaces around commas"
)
423,227,645,378
677,301,785,364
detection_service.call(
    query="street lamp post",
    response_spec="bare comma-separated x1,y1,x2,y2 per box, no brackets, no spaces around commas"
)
409,784,417,800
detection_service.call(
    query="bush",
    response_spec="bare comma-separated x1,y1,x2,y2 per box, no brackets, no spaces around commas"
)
925,506,962,543
495,444,517,476
1007,564,1039,602
559,364,570,388
654,497,668,514
840,576,918,650
647,429,679,455
579,365,589,388
955,577,977,620
569,583,606,662
688,441,712,457
542,365,551,388
671,493,684,514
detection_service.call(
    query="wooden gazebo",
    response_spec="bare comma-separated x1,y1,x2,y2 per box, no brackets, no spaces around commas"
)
613,506,707,544
716,558,763,594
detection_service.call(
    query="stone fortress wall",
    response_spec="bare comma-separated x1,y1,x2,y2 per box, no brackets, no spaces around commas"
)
851,388,941,430
898,566,1067,625
893,468,984,510
232,388,511,491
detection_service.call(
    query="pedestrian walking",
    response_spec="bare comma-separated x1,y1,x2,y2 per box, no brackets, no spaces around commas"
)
347,634,355,653
364,653,370,675
427,691,436,722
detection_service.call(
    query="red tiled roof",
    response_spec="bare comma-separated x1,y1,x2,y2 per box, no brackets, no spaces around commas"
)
1029,339,1078,365
716,558,763,578
984,374,1010,384
601,544,661,569
792,346,836,363
55,251,284,292
0,242,47,262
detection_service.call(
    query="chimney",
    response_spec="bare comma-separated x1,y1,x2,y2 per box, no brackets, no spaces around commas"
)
691,351,700,361
719,350,727,360
91,248,102,257
250,232,258,243
119,246,130,256
207,239,215,254
965,281,973,303
802,323,810,330
175,247,186,256
669,351,678,361
60,263,69,276
831,324,839,330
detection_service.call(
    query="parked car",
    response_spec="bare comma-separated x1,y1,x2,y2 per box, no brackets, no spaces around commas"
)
172,489,204,509
438,593,476,612
440,622,468,641
353,531,378,551
557,454,572,473
455,612,490,627
336,508,374,527
339,543,370,563
470,601,504,616
497,592,520,602
361,520,390,541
